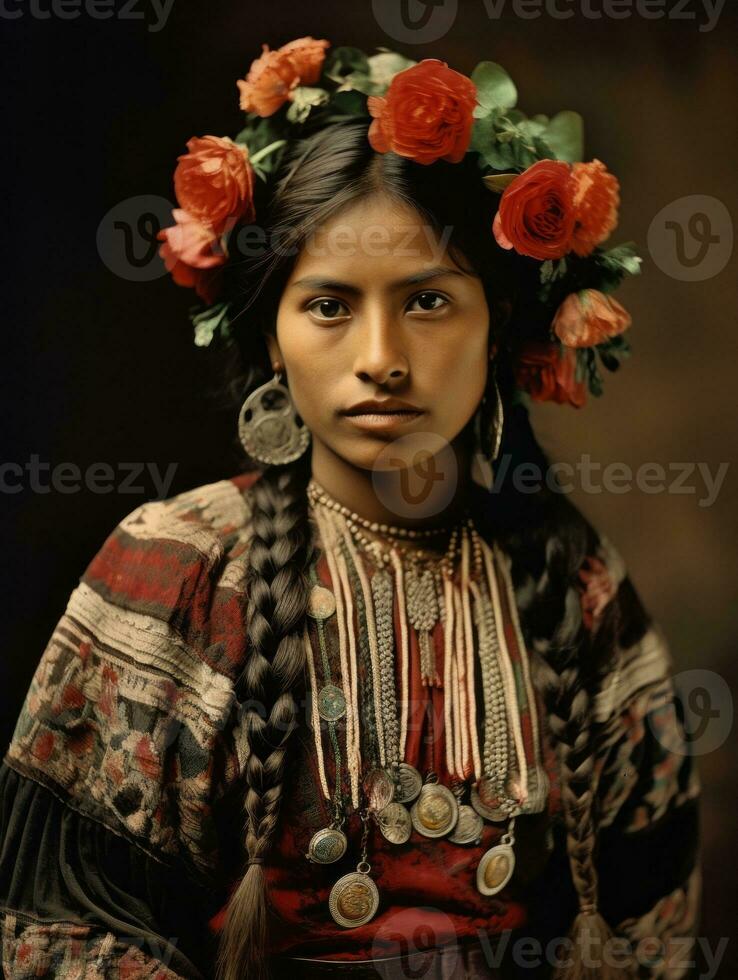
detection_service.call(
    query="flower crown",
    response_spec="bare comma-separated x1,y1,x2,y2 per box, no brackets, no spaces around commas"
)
158,38,643,409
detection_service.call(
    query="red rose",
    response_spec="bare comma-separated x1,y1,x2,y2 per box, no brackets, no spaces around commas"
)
514,341,587,408
493,159,576,261
493,158,620,261
367,59,478,165
157,208,226,304
173,135,256,237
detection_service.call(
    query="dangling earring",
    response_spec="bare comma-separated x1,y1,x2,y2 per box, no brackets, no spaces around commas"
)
470,362,504,492
237,366,311,465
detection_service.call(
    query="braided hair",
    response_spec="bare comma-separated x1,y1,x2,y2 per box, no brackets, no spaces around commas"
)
211,114,646,980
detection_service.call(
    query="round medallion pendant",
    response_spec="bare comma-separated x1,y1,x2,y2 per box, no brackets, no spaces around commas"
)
317,684,346,721
306,827,348,864
448,803,484,845
471,778,510,822
393,763,423,804
376,801,412,844
364,768,395,812
328,872,380,928
476,843,515,896
307,585,336,620
410,783,459,838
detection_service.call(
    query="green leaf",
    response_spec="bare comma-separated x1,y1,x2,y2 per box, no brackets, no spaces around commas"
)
600,242,643,276
190,301,231,348
543,110,584,163
485,141,517,170
285,86,330,124
234,115,286,154
518,118,547,139
325,90,370,117
482,172,518,193
324,46,370,84
471,61,518,111
540,260,554,284
512,140,539,169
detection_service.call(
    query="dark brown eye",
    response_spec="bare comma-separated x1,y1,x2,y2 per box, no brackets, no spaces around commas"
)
307,299,349,321
409,292,448,312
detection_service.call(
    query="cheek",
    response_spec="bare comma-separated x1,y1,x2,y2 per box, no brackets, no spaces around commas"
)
431,340,487,413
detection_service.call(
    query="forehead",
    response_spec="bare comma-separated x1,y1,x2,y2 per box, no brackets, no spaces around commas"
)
288,194,454,282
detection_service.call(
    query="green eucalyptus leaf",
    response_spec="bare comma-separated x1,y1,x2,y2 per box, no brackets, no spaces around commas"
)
471,61,518,111
486,141,517,169
543,110,584,163
512,140,539,169
518,118,547,139
506,109,527,124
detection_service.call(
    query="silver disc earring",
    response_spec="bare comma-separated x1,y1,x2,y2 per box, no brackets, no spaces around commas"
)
237,371,311,465
470,370,504,492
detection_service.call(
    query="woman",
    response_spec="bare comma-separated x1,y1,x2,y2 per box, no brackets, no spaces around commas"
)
0,40,700,980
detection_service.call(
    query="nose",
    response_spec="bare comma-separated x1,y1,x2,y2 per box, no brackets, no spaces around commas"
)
352,308,409,385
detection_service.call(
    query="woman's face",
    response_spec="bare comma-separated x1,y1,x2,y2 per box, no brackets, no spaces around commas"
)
268,193,491,478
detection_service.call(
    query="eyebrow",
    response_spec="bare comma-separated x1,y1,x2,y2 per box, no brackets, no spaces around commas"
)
289,265,467,295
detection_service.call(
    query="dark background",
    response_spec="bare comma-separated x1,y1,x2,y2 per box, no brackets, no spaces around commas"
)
2,0,736,973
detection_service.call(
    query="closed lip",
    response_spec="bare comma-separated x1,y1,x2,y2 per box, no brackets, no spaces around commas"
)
341,398,423,416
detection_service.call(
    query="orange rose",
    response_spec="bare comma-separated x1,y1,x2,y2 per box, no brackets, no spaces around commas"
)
278,36,330,85
173,135,256,237
237,36,330,117
553,288,631,348
514,341,587,407
367,59,478,165
493,159,576,261
570,159,620,257
157,208,226,304
237,44,300,116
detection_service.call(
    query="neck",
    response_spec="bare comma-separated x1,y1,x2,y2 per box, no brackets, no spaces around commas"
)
308,434,475,531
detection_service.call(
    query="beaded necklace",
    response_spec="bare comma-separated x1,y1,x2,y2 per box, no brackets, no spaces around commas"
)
302,477,548,927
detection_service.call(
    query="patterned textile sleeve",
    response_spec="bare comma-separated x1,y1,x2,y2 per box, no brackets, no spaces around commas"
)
586,536,702,980
0,477,260,979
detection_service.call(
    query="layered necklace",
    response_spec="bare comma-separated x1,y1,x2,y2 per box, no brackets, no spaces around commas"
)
302,477,548,929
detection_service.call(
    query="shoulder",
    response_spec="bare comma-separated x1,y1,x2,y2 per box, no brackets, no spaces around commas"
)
79,471,265,678
4,472,266,875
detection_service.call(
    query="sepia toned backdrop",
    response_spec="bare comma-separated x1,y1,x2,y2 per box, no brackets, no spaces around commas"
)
2,0,736,974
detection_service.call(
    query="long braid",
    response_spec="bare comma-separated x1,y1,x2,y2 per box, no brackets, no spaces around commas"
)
486,397,636,977
215,453,313,980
